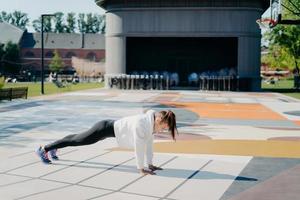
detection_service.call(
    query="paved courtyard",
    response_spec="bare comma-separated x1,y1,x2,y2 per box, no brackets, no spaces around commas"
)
0,88,300,200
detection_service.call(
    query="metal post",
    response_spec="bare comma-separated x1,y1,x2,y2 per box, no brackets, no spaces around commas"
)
41,17,44,94
41,14,55,95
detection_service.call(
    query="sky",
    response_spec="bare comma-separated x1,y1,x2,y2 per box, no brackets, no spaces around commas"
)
1,0,105,31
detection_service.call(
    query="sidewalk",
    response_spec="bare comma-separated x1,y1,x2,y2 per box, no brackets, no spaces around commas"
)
0,89,300,200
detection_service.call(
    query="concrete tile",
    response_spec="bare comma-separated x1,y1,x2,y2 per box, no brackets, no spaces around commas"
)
0,179,67,199
261,102,300,121
122,156,210,197
106,92,157,102
80,154,173,190
21,185,110,200
0,174,30,186
92,192,159,200
8,161,69,178
168,158,251,200
0,152,38,173
54,147,108,162
230,98,257,103
43,151,134,184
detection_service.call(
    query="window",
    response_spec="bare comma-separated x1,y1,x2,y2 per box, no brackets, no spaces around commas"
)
45,51,54,58
86,52,97,61
24,51,35,58
65,52,76,58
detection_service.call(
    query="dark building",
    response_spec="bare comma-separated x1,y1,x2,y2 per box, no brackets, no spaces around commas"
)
96,0,269,90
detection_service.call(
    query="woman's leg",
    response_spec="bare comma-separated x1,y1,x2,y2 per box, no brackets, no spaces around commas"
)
44,120,114,152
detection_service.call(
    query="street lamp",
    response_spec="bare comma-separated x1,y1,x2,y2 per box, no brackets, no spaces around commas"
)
41,14,55,95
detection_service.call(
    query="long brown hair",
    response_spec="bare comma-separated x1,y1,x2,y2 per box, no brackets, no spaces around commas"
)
159,110,178,140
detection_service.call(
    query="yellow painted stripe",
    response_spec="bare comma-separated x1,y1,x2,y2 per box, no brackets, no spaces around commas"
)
110,140,300,158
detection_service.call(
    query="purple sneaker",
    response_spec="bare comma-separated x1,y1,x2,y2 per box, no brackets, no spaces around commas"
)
36,146,51,164
49,149,59,160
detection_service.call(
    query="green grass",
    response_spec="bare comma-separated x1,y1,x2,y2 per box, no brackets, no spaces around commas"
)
261,79,294,89
4,82,104,97
284,93,300,100
262,79,300,100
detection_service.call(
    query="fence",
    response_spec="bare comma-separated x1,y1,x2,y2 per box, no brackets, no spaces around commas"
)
105,74,252,91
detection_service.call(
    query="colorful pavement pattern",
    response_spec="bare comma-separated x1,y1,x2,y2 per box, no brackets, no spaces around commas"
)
0,88,300,200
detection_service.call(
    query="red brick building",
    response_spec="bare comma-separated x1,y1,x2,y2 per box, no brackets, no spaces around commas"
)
20,32,105,76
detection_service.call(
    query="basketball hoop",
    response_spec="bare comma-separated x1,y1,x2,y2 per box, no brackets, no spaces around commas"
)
256,18,277,29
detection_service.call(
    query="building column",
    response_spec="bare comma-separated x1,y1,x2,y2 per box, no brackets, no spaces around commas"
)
104,36,126,88
238,36,261,91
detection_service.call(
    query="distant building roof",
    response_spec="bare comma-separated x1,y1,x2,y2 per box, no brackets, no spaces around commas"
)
96,0,270,10
84,33,105,49
0,22,25,44
21,32,105,50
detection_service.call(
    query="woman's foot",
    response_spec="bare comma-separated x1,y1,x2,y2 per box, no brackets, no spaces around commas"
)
36,146,51,164
49,149,59,160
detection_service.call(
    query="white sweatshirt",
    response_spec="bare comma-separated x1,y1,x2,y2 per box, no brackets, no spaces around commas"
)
113,110,155,169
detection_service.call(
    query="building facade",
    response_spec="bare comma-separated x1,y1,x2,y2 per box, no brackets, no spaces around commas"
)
96,0,269,90
20,32,105,76
0,22,105,79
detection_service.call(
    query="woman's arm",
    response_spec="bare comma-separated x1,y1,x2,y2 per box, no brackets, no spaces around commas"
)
145,135,153,167
134,133,146,170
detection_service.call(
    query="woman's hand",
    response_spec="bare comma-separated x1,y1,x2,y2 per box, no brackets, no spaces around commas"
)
140,168,156,175
149,164,163,171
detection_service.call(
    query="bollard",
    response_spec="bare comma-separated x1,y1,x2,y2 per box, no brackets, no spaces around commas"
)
135,75,140,90
149,75,154,90
159,75,164,90
144,75,150,90
121,74,126,89
130,75,135,90
126,75,131,89
218,77,221,91
141,74,145,89
154,75,159,90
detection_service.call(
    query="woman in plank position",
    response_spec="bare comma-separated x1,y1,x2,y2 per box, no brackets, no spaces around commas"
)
36,110,177,175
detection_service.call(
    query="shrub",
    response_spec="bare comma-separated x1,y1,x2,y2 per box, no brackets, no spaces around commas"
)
0,76,5,89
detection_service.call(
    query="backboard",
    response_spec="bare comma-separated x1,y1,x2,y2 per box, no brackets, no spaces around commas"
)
256,0,281,29
257,0,300,29
270,0,282,25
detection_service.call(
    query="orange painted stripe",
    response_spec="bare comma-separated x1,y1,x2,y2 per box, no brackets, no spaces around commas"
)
161,102,286,120
294,121,300,127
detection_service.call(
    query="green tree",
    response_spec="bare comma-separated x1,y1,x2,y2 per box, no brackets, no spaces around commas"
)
10,11,29,30
262,44,294,69
77,13,87,33
49,50,64,73
66,12,76,33
0,11,12,23
268,26,300,70
77,13,105,33
1,41,21,75
32,18,41,32
0,76,4,89
33,16,53,32
86,13,94,33
54,12,66,33
0,44,5,74
0,11,29,30
98,15,106,34
262,0,300,70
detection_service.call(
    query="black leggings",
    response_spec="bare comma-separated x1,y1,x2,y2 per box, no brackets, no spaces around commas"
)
44,120,115,152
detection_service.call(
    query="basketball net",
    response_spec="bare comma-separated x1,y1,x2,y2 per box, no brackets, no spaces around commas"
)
256,18,277,30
